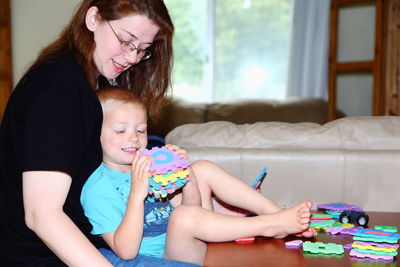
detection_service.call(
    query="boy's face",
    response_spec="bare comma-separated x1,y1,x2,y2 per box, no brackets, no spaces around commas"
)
100,101,148,173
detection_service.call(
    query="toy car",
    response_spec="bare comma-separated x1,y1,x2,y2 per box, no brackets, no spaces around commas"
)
339,210,369,227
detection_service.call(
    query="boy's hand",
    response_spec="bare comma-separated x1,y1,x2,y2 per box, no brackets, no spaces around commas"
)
130,149,151,201
165,144,189,161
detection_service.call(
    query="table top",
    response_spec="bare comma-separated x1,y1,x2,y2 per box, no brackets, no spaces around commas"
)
204,212,400,267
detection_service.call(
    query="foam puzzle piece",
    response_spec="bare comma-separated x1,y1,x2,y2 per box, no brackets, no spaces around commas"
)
309,219,335,228
350,249,394,261
317,203,363,212
343,243,353,250
354,236,399,244
340,226,363,236
374,225,398,233
354,229,400,243
353,241,399,249
352,243,398,254
142,146,190,198
285,240,303,249
141,146,190,174
303,241,344,255
235,236,255,244
341,223,356,229
353,248,397,257
152,170,189,185
326,226,344,235
326,210,342,220
311,214,333,220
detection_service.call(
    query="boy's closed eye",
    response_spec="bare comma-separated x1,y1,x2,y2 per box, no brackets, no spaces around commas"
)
113,127,126,134
136,126,147,134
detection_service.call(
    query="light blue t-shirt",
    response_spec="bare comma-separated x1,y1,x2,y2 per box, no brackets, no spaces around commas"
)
81,163,174,258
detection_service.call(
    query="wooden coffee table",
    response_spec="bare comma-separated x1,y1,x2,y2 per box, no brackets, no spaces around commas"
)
204,212,400,266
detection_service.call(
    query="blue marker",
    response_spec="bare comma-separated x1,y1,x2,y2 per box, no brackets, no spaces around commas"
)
251,167,267,189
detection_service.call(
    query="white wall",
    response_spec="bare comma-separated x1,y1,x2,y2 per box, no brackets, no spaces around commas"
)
11,0,81,85
11,1,375,116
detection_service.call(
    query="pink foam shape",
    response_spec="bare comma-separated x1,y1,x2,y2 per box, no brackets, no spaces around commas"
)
349,249,394,261
326,226,345,235
343,243,353,250
285,240,303,248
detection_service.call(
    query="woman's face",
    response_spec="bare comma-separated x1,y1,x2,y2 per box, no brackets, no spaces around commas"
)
86,7,160,79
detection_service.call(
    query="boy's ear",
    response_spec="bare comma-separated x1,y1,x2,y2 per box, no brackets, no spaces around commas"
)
86,6,100,32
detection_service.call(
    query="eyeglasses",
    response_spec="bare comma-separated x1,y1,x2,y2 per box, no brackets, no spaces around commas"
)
106,20,152,60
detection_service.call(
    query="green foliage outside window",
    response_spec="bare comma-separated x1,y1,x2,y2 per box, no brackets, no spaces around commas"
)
165,0,293,102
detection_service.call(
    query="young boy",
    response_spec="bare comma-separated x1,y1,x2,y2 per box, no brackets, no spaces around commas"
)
81,86,316,266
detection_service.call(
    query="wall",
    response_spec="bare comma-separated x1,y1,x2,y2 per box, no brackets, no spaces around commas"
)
11,0,81,85
11,0,374,117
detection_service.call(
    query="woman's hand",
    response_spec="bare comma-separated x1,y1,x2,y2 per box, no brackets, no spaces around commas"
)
165,144,189,161
130,149,152,201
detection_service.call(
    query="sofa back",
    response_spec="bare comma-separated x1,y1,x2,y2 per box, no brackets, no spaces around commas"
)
149,98,344,138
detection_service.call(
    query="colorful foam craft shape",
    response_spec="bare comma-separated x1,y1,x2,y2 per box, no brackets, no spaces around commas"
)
141,146,190,199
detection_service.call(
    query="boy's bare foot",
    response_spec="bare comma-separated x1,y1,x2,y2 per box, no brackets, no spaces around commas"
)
263,200,316,238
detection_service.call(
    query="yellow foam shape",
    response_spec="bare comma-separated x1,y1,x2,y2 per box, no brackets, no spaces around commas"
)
314,227,327,232
341,223,355,228
153,170,189,185
151,189,168,198
352,243,398,253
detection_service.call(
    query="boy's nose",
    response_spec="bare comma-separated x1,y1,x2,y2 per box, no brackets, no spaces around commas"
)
128,132,138,142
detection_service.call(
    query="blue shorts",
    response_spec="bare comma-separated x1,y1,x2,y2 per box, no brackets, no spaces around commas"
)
99,248,200,267
139,233,166,258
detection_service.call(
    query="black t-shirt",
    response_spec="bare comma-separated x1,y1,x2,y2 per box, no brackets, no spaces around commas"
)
0,56,107,265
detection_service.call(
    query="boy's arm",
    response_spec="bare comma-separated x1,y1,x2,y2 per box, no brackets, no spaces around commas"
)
101,153,151,260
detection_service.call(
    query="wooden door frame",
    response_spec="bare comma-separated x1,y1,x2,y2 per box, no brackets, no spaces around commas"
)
382,0,400,115
327,0,384,121
0,0,12,119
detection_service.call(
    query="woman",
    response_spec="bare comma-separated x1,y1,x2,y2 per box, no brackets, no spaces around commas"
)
0,0,179,265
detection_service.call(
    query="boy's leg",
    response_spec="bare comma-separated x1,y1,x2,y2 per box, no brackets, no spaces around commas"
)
191,160,282,215
164,202,314,265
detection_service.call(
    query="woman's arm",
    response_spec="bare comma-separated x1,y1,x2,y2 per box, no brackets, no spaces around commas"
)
101,153,152,260
23,171,112,267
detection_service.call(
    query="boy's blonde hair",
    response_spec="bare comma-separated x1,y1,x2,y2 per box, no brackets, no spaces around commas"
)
96,86,146,113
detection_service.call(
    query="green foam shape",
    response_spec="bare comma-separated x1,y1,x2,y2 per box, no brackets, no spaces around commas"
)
374,225,398,233
303,241,344,255
310,219,335,228
311,214,333,218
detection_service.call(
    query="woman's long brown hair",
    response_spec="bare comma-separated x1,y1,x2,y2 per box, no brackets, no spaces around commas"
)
24,0,174,118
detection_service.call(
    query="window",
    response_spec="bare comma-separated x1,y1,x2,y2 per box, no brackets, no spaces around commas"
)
164,0,293,102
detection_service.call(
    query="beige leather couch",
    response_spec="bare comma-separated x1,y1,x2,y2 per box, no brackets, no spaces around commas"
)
165,116,400,212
